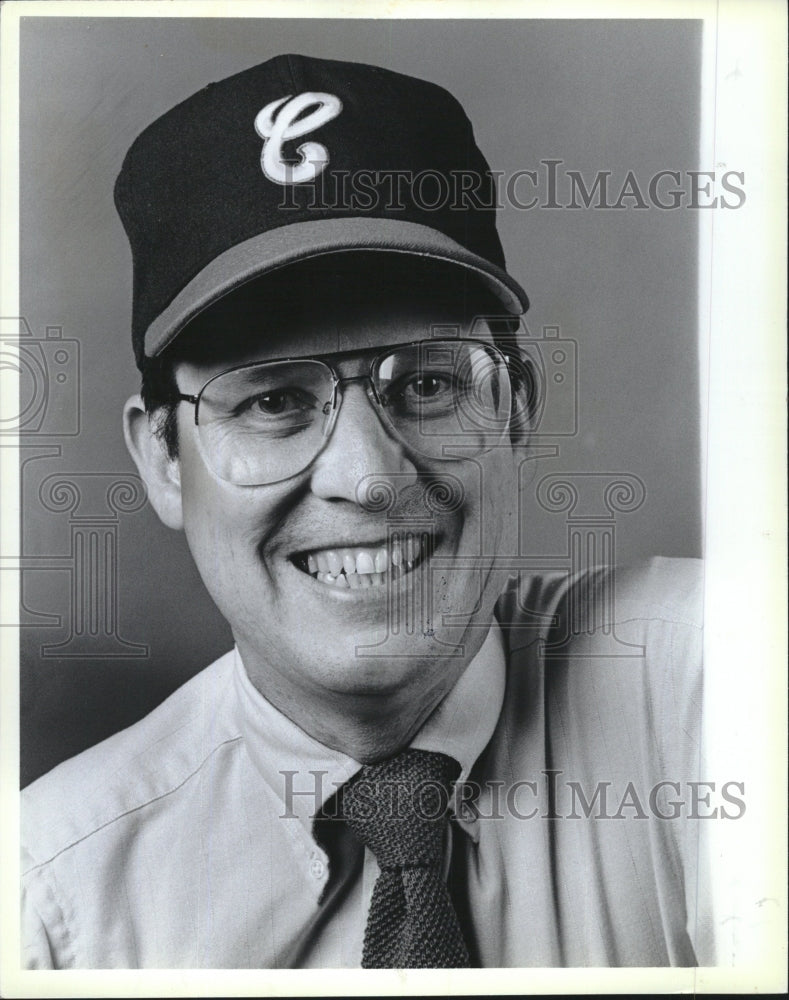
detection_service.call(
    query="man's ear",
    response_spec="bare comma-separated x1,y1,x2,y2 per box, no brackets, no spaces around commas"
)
123,395,184,530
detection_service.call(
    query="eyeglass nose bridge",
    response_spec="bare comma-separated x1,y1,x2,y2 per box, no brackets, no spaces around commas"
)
323,372,385,418
320,370,400,466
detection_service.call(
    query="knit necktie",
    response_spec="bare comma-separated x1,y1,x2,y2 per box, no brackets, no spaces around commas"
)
336,747,470,968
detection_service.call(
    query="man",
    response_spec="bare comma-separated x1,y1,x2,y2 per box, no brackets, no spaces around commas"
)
21,53,707,969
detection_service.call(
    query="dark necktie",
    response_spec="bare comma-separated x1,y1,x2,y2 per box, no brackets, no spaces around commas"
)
335,747,470,968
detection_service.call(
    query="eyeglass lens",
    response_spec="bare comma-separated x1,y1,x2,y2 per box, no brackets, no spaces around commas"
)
194,341,511,485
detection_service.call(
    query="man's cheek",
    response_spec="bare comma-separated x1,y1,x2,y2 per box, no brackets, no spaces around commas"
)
444,459,517,621
483,459,519,551
433,515,488,621
181,497,251,606
433,568,484,621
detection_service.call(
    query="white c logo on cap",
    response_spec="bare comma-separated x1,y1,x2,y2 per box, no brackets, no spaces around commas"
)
254,92,342,184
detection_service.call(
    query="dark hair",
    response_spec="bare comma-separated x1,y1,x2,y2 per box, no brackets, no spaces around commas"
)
140,351,181,459
138,254,536,459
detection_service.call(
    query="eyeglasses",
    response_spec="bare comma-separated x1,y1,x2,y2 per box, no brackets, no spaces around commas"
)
176,338,514,486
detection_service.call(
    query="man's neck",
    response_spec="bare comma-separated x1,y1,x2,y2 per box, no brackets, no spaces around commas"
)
236,644,470,764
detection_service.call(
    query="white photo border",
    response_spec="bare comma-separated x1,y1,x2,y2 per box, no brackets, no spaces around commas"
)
1,1,786,995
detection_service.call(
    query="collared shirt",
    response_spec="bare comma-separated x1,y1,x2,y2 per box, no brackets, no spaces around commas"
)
22,558,710,968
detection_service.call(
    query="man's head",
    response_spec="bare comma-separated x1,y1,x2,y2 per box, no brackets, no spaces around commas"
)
119,54,532,759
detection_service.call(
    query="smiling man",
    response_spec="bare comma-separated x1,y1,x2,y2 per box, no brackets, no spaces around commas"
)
130,262,522,766
21,53,708,969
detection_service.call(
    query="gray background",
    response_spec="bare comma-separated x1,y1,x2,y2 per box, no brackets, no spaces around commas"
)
17,17,702,786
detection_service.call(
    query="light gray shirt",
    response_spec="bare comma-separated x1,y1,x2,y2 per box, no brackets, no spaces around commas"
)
22,558,711,968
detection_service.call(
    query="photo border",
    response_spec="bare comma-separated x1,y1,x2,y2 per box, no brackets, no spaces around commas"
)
1,1,786,995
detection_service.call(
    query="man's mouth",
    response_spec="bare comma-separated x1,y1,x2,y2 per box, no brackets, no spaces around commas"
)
293,535,431,589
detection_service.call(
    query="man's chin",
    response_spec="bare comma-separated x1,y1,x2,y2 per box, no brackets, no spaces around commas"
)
290,630,469,702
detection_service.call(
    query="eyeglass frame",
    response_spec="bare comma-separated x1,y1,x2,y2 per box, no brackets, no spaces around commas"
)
173,337,521,485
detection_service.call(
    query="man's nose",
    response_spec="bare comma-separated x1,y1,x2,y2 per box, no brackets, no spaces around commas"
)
308,381,418,505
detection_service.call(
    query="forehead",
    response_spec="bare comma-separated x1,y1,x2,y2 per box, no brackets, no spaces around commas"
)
166,255,504,375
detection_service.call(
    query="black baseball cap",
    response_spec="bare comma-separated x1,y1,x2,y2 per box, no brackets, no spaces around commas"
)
115,53,530,367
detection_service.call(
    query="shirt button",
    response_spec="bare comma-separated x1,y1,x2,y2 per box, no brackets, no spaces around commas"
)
310,858,325,879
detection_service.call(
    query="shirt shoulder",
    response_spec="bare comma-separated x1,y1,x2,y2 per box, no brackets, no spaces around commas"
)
489,558,708,966
604,555,703,629
495,556,704,771
496,556,703,637
22,649,239,871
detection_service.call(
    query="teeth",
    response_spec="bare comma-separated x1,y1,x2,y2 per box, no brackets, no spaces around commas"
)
356,551,375,575
300,539,427,588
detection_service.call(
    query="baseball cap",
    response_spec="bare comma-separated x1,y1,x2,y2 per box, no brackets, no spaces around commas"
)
114,53,530,367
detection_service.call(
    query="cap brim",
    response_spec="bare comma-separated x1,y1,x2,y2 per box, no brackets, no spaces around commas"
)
144,217,529,356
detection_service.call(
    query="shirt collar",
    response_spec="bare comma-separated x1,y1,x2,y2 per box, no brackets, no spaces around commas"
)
233,620,505,837
408,620,506,787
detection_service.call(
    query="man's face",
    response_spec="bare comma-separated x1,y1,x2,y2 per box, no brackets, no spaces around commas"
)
167,274,522,753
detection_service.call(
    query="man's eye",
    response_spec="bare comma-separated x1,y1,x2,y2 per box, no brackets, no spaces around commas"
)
393,372,455,401
410,374,446,398
255,391,294,414
235,388,315,417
